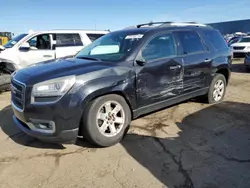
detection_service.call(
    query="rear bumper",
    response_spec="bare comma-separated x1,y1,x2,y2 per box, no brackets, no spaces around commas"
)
13,116,78,144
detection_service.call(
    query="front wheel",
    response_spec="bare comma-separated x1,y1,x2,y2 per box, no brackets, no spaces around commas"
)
207,74,227,104
81,94,131,147
0,73,11,92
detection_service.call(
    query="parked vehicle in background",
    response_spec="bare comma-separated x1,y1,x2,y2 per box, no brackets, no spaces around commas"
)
0,29,109,90
11,22,231,147
244,53,250,71
230,36,250,58
227,36,241,46
0,32,13,45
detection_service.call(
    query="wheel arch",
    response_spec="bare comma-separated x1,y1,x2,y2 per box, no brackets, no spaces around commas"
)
215,68,230,85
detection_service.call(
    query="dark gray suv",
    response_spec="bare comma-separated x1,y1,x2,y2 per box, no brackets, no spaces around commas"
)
11,22,231,147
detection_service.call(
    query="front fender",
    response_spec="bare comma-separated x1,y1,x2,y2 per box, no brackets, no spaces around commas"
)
69,74,136,116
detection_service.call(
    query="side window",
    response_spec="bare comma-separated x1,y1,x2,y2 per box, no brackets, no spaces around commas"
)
141,33,176,62
73,34,83,46
87,33,105,42
27,34,51,50
176,31,205,55
201,30,227,50
56,34,75,47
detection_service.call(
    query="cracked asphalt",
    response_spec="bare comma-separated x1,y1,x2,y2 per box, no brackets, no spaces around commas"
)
0,60,250,188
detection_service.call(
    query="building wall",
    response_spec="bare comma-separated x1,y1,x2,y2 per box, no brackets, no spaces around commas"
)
207,19,250,35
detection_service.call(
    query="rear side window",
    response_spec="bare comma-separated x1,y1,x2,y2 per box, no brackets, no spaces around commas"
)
56,34,83,47
87,33,105,42
176,31,205,55
201,30,227,50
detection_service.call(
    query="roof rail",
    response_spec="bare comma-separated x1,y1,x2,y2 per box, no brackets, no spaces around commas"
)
136,22,172,28
136,21,208,28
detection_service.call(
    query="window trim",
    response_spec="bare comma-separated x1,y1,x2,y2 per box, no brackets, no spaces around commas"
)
136,31,178,63
173,30,209,56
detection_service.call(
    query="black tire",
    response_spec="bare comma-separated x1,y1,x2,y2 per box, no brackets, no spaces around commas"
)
206,74,227,104
0,74,11,92
81,94,131,147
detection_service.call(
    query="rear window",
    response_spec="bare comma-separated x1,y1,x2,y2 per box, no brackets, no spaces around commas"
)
87,33,106,42
56,33,83,47
201,30,227,50
175,31,205,55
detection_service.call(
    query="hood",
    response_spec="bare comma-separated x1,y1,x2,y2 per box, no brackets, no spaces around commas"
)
0,47,16,61
231,42,250,47
14,58,129,85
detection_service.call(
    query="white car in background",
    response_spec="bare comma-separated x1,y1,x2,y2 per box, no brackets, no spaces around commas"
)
230,36,250,58
0,29,109,89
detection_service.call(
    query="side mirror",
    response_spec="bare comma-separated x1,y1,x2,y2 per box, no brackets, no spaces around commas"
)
135,58,146,66
19,42,30,51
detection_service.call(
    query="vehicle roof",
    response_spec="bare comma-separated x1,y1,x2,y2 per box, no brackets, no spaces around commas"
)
28,30,109,35
116,25,215,35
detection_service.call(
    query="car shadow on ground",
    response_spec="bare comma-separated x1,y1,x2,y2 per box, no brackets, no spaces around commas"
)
1,101,250,187
121,101,250,188
0,105,66,149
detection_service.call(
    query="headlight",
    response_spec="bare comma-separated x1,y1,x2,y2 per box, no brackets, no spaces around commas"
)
32,75,76,98
246,46,250,49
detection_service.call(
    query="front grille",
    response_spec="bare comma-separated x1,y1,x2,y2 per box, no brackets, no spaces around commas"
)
234,46,245,50
11,79,25,110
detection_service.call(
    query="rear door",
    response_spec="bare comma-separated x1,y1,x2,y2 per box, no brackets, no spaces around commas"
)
54,33,84,58
174,30,212,93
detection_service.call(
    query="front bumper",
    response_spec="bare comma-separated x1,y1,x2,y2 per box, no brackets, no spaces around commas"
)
11,86,83,144
232,49,250,58
13,116,78,143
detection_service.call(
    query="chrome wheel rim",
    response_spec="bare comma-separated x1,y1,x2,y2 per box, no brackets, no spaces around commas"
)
213,80,225,102
96,101,125,137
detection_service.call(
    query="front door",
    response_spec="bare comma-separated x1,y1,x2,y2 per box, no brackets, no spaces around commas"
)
136,32,184,108
18,34,55,67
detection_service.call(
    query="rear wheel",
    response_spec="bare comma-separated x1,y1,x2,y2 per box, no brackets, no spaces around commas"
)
207,74,227,104
81,94,131,147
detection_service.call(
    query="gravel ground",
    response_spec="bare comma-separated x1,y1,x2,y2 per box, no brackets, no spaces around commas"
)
0,59,249,188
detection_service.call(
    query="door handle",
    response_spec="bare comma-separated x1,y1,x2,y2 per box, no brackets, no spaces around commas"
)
204,59,212,63
169,65,181,70
43,55,53,58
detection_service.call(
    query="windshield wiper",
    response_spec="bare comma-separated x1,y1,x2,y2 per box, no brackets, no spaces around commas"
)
76,56,102,61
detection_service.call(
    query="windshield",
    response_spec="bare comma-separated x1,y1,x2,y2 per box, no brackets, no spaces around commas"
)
3,34,27,48
239,37,250,43
75,31,145,62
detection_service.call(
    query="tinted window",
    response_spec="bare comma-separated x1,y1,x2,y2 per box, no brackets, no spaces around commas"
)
176,31,205,54
141,33,176,61
201,30,228,50
56,33,83,47
87,34,105,42
56,34,75,47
